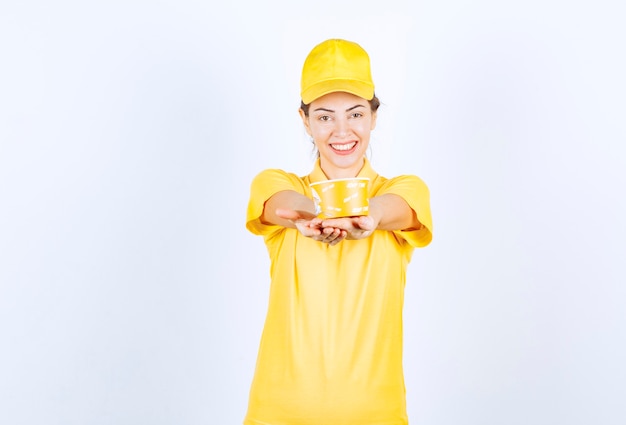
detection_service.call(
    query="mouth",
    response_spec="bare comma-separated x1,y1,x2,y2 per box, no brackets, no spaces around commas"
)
330,141,358,154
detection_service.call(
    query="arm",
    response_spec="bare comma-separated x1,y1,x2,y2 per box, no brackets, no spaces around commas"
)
369,193,423,231
261,190,347,246
261,190,316,228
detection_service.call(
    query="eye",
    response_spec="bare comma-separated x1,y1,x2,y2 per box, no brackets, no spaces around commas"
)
318,115,332,122
350,112,363,119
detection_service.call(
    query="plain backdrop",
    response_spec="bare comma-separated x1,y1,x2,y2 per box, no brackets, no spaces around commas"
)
1,1,625,424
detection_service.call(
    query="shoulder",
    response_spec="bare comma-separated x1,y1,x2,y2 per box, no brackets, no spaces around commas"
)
251,168,309,193
372,173,430,196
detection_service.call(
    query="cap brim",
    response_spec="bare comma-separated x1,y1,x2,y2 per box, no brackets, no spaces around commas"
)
301,78,374,105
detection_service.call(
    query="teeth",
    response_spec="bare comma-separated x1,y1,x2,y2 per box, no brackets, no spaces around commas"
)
331,142,357,151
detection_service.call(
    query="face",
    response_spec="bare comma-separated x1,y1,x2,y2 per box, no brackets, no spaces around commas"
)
300,91,377,179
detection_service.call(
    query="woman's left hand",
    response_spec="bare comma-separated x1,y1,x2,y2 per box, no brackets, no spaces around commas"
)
320,215,377,240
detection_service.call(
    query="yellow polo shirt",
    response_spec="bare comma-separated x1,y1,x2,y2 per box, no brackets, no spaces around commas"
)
244,159,432,425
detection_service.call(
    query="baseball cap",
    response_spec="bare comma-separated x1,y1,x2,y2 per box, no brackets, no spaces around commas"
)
300,39,375,105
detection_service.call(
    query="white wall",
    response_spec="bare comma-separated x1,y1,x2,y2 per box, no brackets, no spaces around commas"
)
1,1,624,424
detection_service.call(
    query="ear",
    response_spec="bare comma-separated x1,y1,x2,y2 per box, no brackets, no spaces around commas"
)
370,111,377,131
299,108,312,136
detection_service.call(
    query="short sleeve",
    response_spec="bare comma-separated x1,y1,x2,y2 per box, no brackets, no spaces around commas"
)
246,169,306,236
378,175,433,248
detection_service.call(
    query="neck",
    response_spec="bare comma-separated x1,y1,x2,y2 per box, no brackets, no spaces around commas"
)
320,157,365,180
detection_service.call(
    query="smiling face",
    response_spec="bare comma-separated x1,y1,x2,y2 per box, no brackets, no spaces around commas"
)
300,91,377,179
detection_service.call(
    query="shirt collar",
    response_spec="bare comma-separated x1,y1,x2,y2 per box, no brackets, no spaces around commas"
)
308,157,377,183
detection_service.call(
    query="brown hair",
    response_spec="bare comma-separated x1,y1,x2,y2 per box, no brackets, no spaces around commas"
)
300,94,381,117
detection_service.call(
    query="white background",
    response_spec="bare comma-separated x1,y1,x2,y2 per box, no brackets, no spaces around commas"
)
1,1,625,424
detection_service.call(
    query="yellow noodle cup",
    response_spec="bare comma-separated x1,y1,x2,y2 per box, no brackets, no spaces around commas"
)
309,177,370,218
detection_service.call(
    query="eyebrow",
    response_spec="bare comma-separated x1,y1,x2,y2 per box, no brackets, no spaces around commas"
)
313,104,367,113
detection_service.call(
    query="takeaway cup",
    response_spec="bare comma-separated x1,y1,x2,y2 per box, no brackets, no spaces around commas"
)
309,178,370,218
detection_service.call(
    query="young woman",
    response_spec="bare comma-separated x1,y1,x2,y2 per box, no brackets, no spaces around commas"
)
244,38,433,425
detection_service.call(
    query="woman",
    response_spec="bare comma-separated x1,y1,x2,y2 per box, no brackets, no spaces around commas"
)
244,39,433,425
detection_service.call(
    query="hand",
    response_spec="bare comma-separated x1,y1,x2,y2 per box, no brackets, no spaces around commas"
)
320,215,377,240
275,208,347,246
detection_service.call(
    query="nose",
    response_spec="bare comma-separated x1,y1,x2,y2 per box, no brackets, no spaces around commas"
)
334,117,349,138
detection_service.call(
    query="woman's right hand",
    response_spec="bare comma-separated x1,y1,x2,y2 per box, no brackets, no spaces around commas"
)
275,208,347,246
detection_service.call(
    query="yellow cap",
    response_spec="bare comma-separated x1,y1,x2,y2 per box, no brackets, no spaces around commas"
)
300,39,375,105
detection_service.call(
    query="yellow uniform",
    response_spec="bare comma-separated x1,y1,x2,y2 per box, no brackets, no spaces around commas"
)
244,159,432,425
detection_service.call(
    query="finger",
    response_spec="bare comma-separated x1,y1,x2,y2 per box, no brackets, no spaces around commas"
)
321,228,337,240
318,227,338,243
309,217,324,227
305,226,323,236
329,230,347,246
296,223,322,237
355,215,375,231
322,226,338,236
321,218,349,228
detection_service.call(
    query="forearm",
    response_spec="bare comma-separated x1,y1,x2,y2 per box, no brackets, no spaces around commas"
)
369,193,422,231
261,190,317,228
